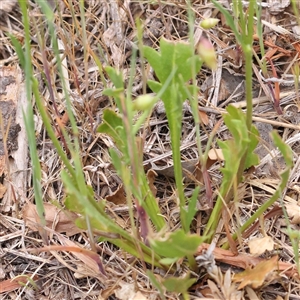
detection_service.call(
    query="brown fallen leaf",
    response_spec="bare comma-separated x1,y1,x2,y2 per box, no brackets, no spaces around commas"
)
208,148,224,161
0,274,39,293
196,243,298,278
27,242,105,275
233,255,278,289
285,203,300,224
106,184,127,205
58,235,102,272
23,202,82,236
114,282,148,300
198,110,209,126
248,236,275,256
194,156,218,184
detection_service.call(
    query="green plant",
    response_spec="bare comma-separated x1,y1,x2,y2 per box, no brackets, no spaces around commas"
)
13,0,297,297
98,39,207,289
200,0,258,241
220,131,293,249
204,106,260,238
142,38,202,233
14,0,209,295
13,0,46,243
15,0,163,269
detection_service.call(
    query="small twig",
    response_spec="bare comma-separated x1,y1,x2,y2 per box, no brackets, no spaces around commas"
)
259,71,300,85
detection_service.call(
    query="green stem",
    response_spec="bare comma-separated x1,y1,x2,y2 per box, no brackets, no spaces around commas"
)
187,254,197,272
235,45,253,182
182,292,190,300
222,173,287,249
19,0,46,240
32,80,75,177
243,45,253,131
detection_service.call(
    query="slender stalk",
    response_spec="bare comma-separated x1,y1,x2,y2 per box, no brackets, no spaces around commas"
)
18,0,46,242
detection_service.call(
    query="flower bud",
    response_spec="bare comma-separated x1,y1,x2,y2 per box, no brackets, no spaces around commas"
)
133,94,156,111
200,18,219,29
197,37,217,70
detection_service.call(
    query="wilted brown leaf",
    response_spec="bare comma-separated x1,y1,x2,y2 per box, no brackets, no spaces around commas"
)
23,202,82,236
233,255,278,289
197,243,298,278
58,236,101,273
0,274,38,293
106,184,127,205
248,236,275,256
286,203,300,224
208,148,224,161
114,282,148,300
198,110,209,125
28,242,104,275
194,156,218,183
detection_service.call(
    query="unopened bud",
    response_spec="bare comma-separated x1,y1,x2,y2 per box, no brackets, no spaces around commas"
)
133,94,156,111
197,37,217,70
200,18,219,29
